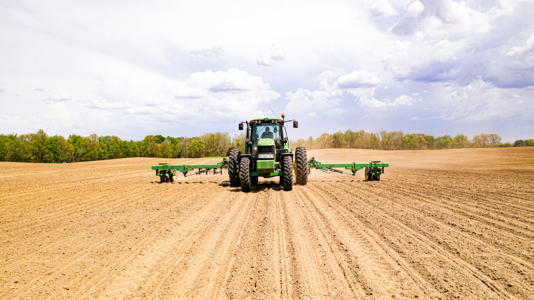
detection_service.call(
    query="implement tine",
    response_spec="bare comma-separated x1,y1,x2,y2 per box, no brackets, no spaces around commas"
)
327,167,344,174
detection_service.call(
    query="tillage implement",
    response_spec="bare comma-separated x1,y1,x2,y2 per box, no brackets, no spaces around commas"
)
152,114,389,192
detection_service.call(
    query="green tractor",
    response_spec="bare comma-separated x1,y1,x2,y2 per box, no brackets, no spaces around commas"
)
228,114,308,192
150,114,389,190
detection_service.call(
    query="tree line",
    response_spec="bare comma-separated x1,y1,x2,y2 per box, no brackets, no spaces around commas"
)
0,129,531,163
293,131,532,150
0,130,243,163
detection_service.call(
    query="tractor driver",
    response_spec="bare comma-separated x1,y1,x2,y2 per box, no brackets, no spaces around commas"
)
261,126,274,139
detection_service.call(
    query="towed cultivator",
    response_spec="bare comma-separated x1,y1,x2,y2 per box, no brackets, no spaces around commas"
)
152,114,389,191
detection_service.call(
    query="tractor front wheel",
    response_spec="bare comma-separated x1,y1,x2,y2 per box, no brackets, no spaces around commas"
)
283,155,293,191
240,157,251,192
228,148,241,187
295,147,308,185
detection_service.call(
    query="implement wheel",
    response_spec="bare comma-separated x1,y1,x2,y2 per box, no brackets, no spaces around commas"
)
251,176,258,186
169,172,174,183
240,157,251,192
283,155,293,191
365,167,371,181
295,147,308,185
228,148,241,187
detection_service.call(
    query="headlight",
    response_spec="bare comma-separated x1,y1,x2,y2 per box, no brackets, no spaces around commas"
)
258,153,274,159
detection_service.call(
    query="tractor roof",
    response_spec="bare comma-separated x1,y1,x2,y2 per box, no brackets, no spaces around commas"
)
250,117,283,122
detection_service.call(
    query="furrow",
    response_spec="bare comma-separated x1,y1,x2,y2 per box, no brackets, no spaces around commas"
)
314,183,512,299
302,184,439,299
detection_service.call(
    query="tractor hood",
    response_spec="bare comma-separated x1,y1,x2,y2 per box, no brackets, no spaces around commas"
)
257,138,275,146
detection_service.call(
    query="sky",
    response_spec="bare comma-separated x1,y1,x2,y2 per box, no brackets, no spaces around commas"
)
0,0,533,142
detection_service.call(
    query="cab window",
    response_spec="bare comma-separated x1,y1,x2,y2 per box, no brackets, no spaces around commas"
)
252,123,281,143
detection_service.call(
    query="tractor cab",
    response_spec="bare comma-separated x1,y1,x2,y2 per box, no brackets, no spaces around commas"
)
250,119,285,155
239,116,297,159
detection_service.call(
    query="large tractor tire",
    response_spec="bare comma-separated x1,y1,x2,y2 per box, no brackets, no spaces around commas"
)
295,147,308,185
282,155,293,191
240,156,251,192
228,148,241,187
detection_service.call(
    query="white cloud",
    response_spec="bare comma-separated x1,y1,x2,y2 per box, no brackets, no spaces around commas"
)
336,70,381,89
369,0,398,17
257,46,285,67
507,35,534,57
0,0,533,140
392,0,492,37
406,0,424,17
427,79,532,121
189,46,224,58
189,68,272,93
284,88,342,119
393,94,414,106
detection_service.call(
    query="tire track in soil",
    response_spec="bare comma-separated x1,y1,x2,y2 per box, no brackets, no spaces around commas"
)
353,182,534,267
200,191,260,299
0,179,187,264
385,179,534,230
313,182,512,299
84,185,237,298
279,189,309,298
400,173,534,205
0,171,152,227
392,173,534,209
147,189,251,298
1,185,159,273
6,183,209,299
289,187,369,298
345,182,534,297
0,183,148,246
299,185,439,299
0,170,144,206
221,187,276,299
272,186,302,298
176,191,254,299
121,188,237,298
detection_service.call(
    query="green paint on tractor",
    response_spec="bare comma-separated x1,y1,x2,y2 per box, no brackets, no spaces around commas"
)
151,114,389,191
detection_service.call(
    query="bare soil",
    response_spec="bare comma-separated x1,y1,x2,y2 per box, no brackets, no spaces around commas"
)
1,147,533,299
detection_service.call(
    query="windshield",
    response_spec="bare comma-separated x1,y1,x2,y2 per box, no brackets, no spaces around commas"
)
252,123,281,143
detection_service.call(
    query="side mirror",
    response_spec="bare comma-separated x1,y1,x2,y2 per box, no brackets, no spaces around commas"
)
293,121,298,128
239,123,243,130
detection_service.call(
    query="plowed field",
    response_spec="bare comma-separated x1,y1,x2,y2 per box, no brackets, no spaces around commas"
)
1,148,533,299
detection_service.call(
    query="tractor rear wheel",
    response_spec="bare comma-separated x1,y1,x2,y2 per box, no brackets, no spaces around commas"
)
228,148,241,187
240,157,251,192
283,155,293,191
295,147,308,185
